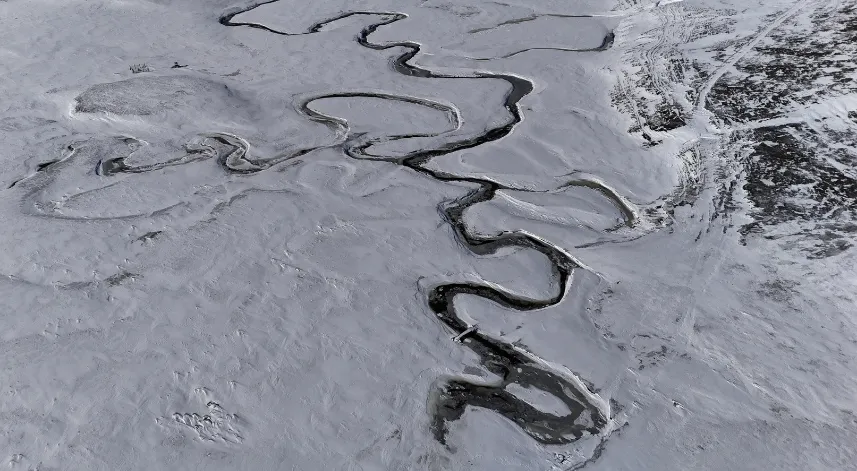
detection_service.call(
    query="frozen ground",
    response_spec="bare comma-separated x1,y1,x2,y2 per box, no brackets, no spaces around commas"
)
0,0,854,469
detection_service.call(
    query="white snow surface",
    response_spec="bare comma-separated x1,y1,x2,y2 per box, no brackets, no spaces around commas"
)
0,0,855,469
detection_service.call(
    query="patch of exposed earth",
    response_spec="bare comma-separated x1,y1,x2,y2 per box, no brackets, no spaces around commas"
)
706,1,857,258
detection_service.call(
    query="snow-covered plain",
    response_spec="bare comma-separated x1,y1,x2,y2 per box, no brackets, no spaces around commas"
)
0,0,855,469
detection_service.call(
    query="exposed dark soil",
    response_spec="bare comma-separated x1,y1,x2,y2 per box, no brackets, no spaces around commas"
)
706,2,857,258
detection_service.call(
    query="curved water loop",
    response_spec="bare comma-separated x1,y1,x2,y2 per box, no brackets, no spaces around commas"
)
468,31,616,61
221,2,625,447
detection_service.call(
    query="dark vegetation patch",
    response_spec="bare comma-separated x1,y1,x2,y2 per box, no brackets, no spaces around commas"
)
740,125,857,258
706,2,857,258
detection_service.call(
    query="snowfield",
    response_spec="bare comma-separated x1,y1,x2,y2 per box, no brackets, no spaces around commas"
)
0,0,854,469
